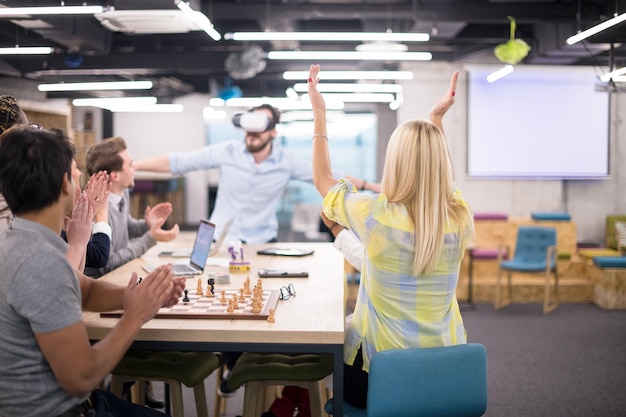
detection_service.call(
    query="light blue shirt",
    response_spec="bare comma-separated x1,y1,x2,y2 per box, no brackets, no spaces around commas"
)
169,140,312,243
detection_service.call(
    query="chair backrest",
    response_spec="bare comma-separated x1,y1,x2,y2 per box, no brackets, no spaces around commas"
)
605,215,626,250
512,226,556,264
367,343,488,417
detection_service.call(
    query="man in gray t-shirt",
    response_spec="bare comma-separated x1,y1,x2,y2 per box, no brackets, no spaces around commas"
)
0,126,185,417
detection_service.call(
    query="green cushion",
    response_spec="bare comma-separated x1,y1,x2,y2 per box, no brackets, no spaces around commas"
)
606,215,626,250
113,351,220,388
227,353,334,391
557,251,571,260
578,248,622,260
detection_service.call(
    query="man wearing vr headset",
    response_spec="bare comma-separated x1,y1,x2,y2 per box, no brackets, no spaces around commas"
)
135,104,312,244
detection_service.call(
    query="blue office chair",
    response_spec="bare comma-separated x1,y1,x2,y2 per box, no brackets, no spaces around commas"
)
325,343,488,417
494,226,559,314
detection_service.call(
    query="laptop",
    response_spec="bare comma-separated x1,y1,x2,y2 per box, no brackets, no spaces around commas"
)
159,218,232,258
143,219,216,276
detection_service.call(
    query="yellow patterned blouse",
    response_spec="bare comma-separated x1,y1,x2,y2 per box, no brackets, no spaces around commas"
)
323,180,473,372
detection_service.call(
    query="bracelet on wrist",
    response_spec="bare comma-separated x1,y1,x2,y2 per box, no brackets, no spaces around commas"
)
360,180,367,191
312,134,328,140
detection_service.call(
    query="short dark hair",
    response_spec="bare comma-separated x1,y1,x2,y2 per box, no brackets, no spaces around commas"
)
0,126,74,215
85,136,127,176
251,104,281,126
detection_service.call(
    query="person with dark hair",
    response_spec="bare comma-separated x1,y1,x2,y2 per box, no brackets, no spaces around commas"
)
134,103,312,244
85,136,179,278
0,124,185,417
0,95,112,272
308,65,474,408
0,95,29,228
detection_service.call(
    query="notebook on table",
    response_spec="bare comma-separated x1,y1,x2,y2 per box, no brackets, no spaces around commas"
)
143,219,216,276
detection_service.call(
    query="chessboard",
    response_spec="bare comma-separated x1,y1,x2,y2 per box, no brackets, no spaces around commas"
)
100,289,280,320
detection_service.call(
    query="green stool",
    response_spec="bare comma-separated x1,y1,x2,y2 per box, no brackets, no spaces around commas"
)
226,352,334,417
111,351,220,417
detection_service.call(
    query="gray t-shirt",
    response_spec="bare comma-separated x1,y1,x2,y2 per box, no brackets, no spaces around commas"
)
0,218,84,417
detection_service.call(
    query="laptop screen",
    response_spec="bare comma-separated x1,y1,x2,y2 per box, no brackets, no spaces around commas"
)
190,219,216,270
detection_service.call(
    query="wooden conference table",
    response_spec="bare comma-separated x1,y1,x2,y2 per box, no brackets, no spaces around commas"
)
83,235,346,415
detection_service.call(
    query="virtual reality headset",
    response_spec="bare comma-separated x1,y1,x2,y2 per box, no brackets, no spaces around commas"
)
232,111,276,133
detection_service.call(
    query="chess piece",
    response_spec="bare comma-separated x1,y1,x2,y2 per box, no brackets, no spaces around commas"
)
220,290,227,305
206,278,215,297
196,278,203,295
239,288,246,301
182,289,190,303
267,308,275,322
232,293,239,310
227,299,234,313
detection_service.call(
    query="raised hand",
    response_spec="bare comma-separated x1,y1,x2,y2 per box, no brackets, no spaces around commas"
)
429,71,459,131
307,64,326,113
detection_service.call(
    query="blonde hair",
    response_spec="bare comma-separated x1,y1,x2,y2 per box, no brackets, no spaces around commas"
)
381,119,472,276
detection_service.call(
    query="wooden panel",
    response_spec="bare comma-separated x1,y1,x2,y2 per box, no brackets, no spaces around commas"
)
473,217,577,255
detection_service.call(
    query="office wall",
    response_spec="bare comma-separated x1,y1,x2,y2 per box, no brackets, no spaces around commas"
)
399,62,626,244
112,63,625,244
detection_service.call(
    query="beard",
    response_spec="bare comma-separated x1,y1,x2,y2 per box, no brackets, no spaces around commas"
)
245,134,274,153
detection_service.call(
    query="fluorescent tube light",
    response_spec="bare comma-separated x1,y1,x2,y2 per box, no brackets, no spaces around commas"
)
0,5,104,16
209,97,345,110
269,50,432,61
225,32,428,42
72,97,158,108
203,107,227,120
108,104,184,113
303,93,396,103
0,46,53,55
175,0,221,41
283,70,414,80
600,66,626,82
566,12,626,45
293,83,402,93
38,81,153,92
487,65,514,83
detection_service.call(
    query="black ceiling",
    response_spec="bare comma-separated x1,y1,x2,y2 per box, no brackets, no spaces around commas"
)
0,0,624,101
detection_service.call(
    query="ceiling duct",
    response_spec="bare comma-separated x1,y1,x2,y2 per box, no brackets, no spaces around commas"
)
95,10,202,34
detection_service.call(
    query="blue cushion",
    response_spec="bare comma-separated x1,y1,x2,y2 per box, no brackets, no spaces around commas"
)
593,256,626,269
531,212,571,221
367,344,488,417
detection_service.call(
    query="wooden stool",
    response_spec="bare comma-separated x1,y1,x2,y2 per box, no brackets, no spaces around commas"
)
110,351,220,417
224,352,334,417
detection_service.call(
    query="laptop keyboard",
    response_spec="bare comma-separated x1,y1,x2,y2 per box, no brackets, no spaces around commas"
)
171,264,200,275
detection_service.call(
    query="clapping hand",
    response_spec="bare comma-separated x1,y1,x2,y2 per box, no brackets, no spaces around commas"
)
65,193,93,248
145,202,179,242
83,171,110,218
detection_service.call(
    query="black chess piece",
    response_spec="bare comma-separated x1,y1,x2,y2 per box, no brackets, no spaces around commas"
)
182,289,190,302
207,278,215,295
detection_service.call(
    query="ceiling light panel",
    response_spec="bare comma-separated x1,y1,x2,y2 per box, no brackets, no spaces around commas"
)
225,32,428,42
283,70,414,80
269,51,432,61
